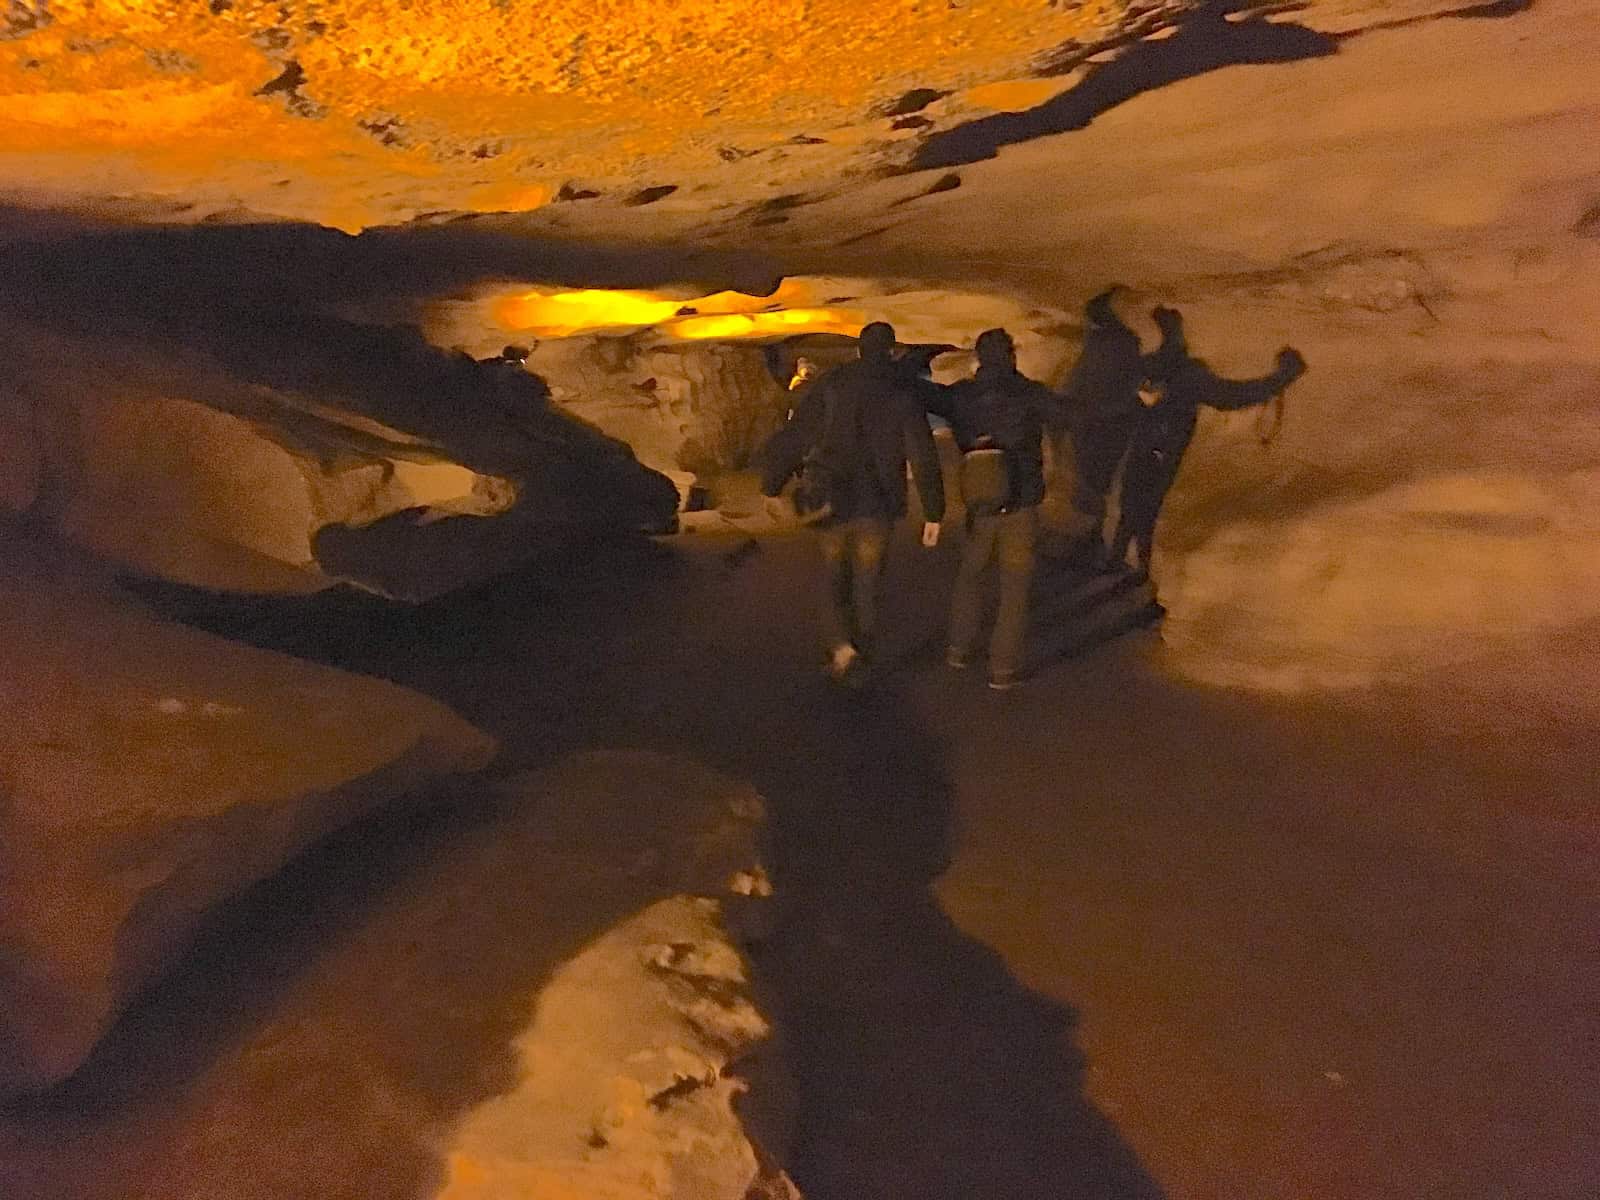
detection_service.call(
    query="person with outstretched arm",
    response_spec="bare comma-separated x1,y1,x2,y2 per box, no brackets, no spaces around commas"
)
1111,306,1306,580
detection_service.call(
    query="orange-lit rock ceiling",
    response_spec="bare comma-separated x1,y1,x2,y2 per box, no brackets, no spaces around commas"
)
0,0,1123,229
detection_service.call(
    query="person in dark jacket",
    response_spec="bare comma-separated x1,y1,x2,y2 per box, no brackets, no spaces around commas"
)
1061,287,1146,559
928,327,1067,690
758,321,946,682
1110,306,1306,577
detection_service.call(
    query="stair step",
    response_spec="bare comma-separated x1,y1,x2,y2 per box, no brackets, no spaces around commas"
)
1029,578,1164,665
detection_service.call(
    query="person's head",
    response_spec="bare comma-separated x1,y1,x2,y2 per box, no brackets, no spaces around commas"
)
1084,286,1128,328
857,321,896,363
974,327,1016,371
501,344,531,365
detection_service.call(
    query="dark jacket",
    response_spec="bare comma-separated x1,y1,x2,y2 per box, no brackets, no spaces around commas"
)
1061,309,1147,507
758,357,945,522
1139,328,1296,460
1120,332,1300,528
928,365,1064,511
1061,311,1144,432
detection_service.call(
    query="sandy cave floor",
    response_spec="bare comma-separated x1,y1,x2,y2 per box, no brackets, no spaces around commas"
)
7,525,1595,1200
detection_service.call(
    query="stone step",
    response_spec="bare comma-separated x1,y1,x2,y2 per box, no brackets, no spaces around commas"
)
1029,568,1164,665
1029,561,1145,628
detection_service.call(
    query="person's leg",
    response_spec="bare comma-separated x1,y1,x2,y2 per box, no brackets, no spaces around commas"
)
947,512,998,665
816,523,854,658
989,507,1038,685
849,518,892,659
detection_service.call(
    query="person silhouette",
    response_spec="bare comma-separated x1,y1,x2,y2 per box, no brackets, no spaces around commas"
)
1109,306,1306,578
1061,287,1146,561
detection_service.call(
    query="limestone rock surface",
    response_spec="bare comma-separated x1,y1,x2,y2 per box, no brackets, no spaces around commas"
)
0,747,795,1200
0,284,677,597
0,527,497,1096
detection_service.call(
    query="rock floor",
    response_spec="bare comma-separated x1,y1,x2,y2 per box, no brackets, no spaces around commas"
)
6,527,1597,1199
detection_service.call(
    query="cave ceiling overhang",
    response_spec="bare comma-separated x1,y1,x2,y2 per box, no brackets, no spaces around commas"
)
0,0,1504,232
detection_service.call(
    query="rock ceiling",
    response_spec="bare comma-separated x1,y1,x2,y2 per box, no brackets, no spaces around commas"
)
0,0,1125,228
0,0,1510,231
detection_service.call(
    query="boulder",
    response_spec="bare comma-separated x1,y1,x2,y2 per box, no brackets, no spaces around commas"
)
0,527,497,1096
1,318,674,597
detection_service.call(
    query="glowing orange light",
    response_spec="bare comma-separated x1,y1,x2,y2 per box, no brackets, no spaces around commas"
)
667,307,866,340
493,288,685,335
491,283,863,341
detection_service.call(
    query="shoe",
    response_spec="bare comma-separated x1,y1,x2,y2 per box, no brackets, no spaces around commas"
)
987,671,1023,692
945,647,971,670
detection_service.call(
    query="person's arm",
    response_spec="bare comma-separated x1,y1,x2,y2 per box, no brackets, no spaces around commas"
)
902,400,946,530
756,380,828,496
919,376,957,423
1201,349,1305,412
1025,378,1072,434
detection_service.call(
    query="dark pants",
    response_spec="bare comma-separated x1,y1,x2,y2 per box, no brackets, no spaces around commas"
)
1071,412,1137,528
817,516,892,655
948,506,1038,678
1111,438,1188,570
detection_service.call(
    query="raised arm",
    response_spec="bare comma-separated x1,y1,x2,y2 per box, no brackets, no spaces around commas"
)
1199,348,1307,412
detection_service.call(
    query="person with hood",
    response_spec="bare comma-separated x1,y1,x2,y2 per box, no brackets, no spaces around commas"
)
929,327,1067,690
1060,287,1147,559
1109,306,1307,578
757,321,946,684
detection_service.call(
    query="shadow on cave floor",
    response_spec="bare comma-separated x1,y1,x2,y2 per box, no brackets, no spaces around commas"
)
107,531,1167,1200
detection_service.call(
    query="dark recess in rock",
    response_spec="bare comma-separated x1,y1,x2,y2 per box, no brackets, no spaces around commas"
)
756,194,807,213
208,0,232,12
1573,204,1600,238
1449,0,1533,17
648,1075,712,1111
358,115,407,147
624,185,679,207
788,134,827,145
893,172,961,205
892,115,933,131
555,182,601,201
254,60,325,119
878,87,948,117
2,0,52,40
753,214,789,226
